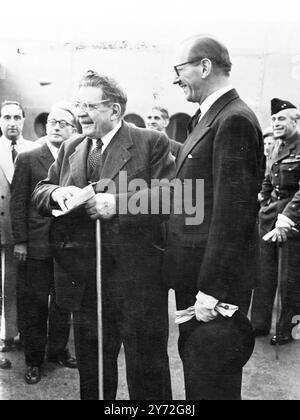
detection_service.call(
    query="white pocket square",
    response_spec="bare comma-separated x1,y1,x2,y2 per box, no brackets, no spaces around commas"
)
188,154,193,159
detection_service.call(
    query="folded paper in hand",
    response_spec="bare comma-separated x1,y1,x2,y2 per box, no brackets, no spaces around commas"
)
52,184,95,217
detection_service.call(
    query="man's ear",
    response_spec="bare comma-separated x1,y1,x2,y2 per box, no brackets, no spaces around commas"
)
164,118,170,129
201,58,213,79
111,103,122,121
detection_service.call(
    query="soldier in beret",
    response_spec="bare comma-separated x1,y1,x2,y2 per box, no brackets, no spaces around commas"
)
251,98,300,345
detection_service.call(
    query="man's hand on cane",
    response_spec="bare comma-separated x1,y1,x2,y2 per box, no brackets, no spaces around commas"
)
85,193,116,220
263,213,299,243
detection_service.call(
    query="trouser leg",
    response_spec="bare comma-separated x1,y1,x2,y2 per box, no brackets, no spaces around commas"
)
24,259,51,366
251,241,278,332
0,246,18,340
47,259,71,360
123,286,172,400
73,280,121,401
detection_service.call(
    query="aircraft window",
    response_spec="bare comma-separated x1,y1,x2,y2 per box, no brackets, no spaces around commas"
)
167,113,190,143
124,113,146,128
34,113,49,138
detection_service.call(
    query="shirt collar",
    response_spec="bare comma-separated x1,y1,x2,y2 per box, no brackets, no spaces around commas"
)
199,86,233,120
1,135,25,146
91,121,122,152
46,139,59,159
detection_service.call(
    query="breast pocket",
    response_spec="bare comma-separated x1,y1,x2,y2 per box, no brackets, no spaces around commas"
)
280,162,300,187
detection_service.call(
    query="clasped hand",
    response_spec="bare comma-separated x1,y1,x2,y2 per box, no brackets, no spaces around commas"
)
195,300,219,323
85,193,116,220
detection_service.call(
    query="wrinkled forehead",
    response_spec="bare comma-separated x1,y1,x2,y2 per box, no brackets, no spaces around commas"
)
48,108,74,124
1,104,23,118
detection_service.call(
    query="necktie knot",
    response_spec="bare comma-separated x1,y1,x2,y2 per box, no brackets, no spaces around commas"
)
87,138,103,181
187,108,202,134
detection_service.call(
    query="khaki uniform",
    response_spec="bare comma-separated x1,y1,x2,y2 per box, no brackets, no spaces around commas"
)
251,132,300,336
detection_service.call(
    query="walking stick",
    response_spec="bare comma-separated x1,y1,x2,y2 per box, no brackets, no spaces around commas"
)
96,219,104,400
275,242,283,360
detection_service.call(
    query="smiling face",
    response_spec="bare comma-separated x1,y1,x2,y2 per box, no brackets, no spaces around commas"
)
0,104,24,141
173,43,207,104
75,86,115,139
271,109,297,140
146,108,169,132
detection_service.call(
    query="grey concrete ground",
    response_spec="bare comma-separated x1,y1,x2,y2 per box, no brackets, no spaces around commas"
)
1,291,300,400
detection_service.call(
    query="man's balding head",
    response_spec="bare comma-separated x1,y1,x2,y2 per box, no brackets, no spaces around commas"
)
181,35,232,76
173,34,232,104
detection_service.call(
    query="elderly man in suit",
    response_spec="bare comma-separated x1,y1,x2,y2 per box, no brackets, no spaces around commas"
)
163,35,264,400
10,103,78,385
33,71,174,400
0,101,38,359
146,106,182,159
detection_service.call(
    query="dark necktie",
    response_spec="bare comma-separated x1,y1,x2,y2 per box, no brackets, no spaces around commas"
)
11,139,18,164
87,138,103,181
187,108,202,134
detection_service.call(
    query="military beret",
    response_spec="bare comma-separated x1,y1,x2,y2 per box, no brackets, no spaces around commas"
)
271,98,297,116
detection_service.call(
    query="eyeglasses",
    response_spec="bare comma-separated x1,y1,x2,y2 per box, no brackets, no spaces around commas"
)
174,56,206,77
47,119,74,129
73,100,110,113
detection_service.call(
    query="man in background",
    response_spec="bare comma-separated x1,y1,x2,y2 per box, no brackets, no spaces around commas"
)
252,98,300,345
146,106,182,159
0,101,38,355
10,103,77,384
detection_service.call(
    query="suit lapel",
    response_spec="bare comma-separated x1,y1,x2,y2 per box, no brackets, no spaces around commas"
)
69,136,90,188
39,143,55,171
176,89,239,175
99,122,132,182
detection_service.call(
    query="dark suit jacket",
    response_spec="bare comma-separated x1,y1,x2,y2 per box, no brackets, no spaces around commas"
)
33,122,176,310
10,142,54,259
163,89,264,305
169,138,182,160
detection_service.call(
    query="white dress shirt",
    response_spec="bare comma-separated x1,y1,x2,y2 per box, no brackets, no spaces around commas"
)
46,140,59,160
199,85,233,121
90,121,122,153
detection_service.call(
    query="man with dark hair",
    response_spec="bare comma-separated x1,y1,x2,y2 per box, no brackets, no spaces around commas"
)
10,103,78,385
146,106,182,159
33,71,174,400
252,98,300,345
0,101,38,356
163,34,264,400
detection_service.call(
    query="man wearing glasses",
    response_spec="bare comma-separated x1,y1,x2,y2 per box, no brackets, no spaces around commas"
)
10,103,77,384
163,35,264,400
0,101,39,368
33,71,174,400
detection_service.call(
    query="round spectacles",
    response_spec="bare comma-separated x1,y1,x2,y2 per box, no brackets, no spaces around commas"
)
73,100,110,113
47,119,74,129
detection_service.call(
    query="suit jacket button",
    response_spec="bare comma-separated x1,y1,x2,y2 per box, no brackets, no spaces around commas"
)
1,212,4,216
1,196,4,199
